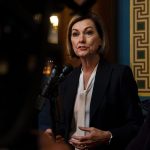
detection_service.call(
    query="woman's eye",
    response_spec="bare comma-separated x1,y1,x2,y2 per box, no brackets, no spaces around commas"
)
72,32,79,37
85,31,94,36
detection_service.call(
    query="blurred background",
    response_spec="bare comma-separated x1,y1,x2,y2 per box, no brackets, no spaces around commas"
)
0,0,150,149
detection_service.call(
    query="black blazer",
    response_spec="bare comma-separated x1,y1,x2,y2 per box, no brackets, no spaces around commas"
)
57,59,144,150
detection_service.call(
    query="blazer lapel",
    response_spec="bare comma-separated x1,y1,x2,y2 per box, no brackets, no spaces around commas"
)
64,68,81,116
90,60,112,119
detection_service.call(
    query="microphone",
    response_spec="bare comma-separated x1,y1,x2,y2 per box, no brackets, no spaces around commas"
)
41,66,57,96
57,65,73,82
35,64,73,111
35,65,58,111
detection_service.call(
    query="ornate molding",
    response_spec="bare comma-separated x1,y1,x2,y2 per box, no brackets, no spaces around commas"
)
130,0,150,96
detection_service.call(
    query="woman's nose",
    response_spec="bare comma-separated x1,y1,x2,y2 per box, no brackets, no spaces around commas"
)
79,34,85,42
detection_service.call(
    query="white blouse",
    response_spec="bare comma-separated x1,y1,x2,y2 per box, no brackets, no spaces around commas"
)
74,64,98,136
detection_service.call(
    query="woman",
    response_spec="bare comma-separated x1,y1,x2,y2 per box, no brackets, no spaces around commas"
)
55,12,144,150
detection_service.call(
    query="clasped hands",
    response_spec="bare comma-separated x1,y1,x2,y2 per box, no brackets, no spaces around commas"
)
69,126,112,150
41,127,112,150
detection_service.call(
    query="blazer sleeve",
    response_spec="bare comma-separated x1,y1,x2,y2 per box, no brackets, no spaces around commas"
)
109,66,144,148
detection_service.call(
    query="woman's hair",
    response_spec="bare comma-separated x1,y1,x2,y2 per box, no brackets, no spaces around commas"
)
66,12,107,58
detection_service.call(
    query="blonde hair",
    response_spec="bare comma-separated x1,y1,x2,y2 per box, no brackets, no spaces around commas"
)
66,12,107,58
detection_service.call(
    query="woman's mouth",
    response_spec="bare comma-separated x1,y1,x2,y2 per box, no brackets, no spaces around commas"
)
77,46,88,50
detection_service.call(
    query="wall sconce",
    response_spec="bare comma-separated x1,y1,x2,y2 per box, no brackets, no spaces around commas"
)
48,14,59,44
49,15,59,29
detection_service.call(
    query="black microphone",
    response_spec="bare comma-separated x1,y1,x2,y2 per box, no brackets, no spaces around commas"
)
35,64,73,111
41,66,57,96
48,64,73,131
57,65,73,82
35,65,57,111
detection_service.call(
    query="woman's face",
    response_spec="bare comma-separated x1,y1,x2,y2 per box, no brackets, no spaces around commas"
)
71,19,102,58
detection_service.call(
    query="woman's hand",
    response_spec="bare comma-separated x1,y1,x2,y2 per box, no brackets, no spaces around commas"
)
69,127,112,149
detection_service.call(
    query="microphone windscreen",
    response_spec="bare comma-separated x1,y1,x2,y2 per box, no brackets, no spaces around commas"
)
58,65,73,81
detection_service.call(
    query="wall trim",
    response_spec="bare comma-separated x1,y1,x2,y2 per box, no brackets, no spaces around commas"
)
130,0,150,96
